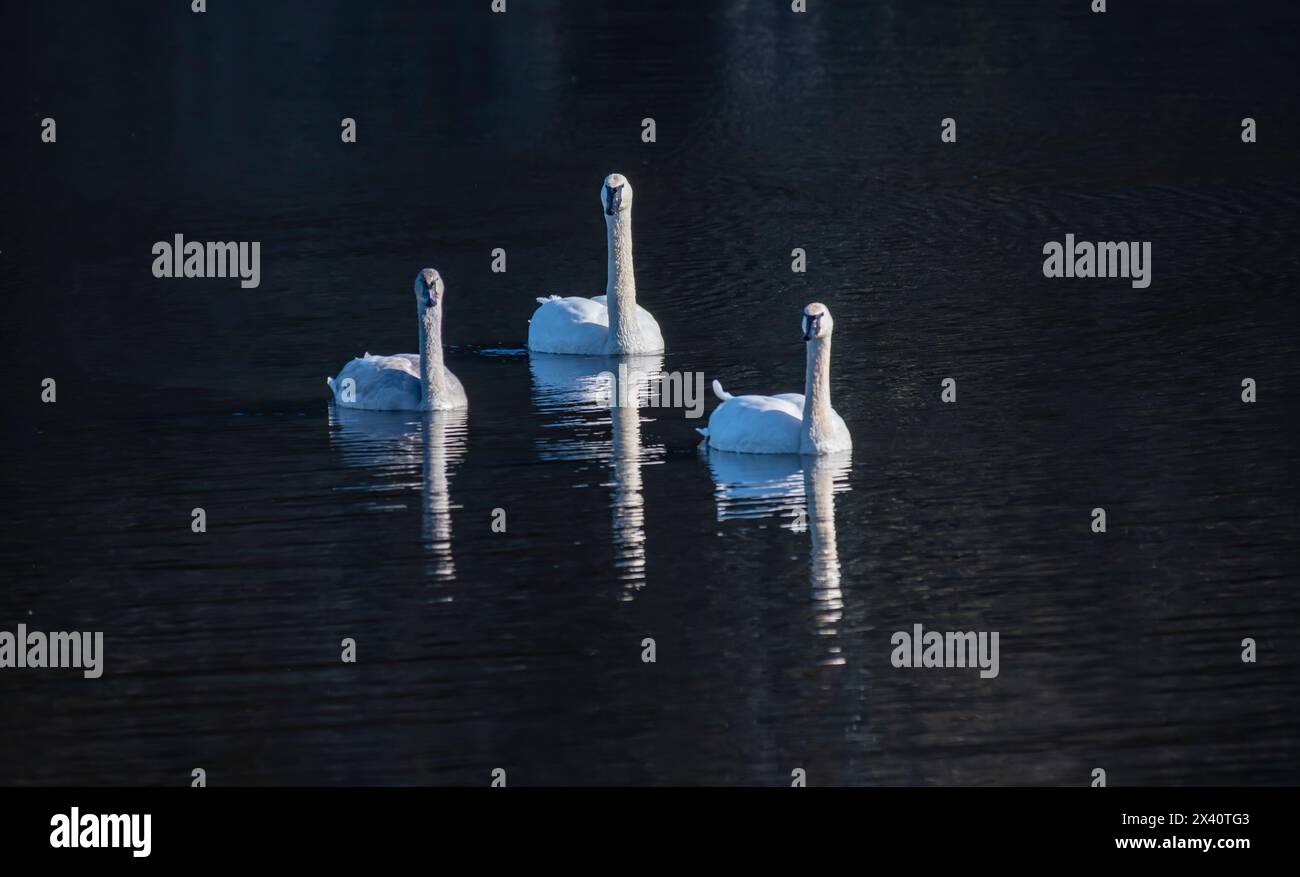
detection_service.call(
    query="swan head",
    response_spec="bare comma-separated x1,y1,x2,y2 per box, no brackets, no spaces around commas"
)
601,173,632,217
802,303,833,341
415,268,445,309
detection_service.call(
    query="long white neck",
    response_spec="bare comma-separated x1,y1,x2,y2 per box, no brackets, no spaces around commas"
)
418,303,448,409
801,336,834,454
604,212,640,353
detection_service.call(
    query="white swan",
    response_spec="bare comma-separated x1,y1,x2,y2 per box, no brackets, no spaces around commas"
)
699,303,851,455
527,173,665,356
327,268,468,411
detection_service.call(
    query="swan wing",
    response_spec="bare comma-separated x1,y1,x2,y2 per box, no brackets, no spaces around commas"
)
633,304,666,354
588,296,664,353
703,394,803,454
822,406,853,452
329,354,422,411
527,296,611,355
426,368,469,411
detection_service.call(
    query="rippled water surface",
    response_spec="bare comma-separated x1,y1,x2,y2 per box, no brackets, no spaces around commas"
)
2,0,1298,785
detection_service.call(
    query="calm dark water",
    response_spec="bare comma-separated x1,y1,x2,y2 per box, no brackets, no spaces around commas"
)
2,0,1298,785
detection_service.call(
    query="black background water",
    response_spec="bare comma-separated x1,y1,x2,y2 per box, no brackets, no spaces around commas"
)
1,0,1297,785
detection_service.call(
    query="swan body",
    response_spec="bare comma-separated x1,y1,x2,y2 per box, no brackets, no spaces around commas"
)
699,303,851,456
527,174,665,356
528,294,663,356
327,353,466,412
328,269,467,411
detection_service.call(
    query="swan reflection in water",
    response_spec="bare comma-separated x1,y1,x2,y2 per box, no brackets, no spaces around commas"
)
328,406,468,580
530,352,665,598
703,450,852,664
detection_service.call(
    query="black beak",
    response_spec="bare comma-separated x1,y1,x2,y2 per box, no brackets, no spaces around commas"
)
425,284,438,308
605,184,623,216
803,316,820,341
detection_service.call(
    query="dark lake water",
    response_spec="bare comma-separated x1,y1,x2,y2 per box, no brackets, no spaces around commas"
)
2,0,1298,785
